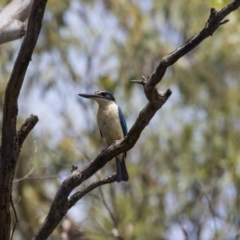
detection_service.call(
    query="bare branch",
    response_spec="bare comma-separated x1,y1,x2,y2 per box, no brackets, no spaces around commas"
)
68,174,117,209
144,0,240,104
0,0,33,44
14,175,59,182
10,224,16,240
16,114,39,148
0,0,47,238
10,197,18,240
71,165,78,173
219,19,230,25
13,167,34,183
98,186,118,229
0,19,26,44
32,1,240,239
130,76,148,86
180,224,189,240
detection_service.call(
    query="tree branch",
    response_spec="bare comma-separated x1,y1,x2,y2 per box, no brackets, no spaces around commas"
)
32,1,240,239
0,0,33,44
144,0,240,104
16,114,39,149
32,89,171,240
130,76,148,86
0,0,47,238
10,196,18,240
68,174,117,209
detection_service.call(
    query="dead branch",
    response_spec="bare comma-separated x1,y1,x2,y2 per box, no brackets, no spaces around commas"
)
0,0,47,238
32,1,240,239
0,0,33,44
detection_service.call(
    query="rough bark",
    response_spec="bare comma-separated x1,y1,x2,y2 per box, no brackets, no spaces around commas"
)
0,0,47,238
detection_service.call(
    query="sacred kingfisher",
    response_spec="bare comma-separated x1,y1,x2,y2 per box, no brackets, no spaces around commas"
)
78,90,129,182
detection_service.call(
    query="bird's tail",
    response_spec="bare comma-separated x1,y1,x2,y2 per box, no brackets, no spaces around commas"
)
116,156,129,182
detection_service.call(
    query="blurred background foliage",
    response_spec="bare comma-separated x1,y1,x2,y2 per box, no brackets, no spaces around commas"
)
1,0,240,239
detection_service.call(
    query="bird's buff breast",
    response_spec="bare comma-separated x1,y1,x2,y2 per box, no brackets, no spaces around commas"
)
97,103,124,145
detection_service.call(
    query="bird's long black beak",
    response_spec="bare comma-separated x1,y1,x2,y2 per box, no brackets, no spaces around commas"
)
78,93,101,99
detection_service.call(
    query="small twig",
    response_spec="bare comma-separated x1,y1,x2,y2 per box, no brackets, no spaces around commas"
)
17,115,39,148
14,115,39,168
180,224,189,240
130,80,145,85
62,138,93,162
130,76,148,86
197,182,218,238
205,8,217,28
10,197,18,223
14,175,59,182
204,192,218,238
68,174,116,208
98,185,119,229
71,165,78,173
13,167,34,183
14,140,37,183
10,225,16,240
163,89,172,98
10,197,18,240
219,19,229,25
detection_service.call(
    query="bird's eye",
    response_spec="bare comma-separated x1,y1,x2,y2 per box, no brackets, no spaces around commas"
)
101,92,106,96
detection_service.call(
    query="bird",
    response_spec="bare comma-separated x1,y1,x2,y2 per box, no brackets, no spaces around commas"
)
78,90,129,182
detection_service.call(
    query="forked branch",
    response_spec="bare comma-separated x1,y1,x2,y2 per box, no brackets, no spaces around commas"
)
32,0,240,239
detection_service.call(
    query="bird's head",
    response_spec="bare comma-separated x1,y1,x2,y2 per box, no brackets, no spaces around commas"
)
78,90,115,105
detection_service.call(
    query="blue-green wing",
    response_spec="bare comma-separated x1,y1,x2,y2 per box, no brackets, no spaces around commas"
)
118,106,127,136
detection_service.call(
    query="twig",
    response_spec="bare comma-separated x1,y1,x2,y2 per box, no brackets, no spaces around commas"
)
14,114,38,163
13,139,38,183
16,115,39,148
197,182,218,238
203,191,218,238
180,224,189,240
71,165,78,173
10,197,18,223
130,76,148,86
10,197,18,240
219,19,229,25
15,175,59,181
98,186,118,229
13,167,34,183
10,225,16,240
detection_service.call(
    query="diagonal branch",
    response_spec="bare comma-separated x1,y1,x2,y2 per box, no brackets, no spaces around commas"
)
16,114,39,149
32,89,171,240
144,0,240,105
68,174,117,209
32,1,240,239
